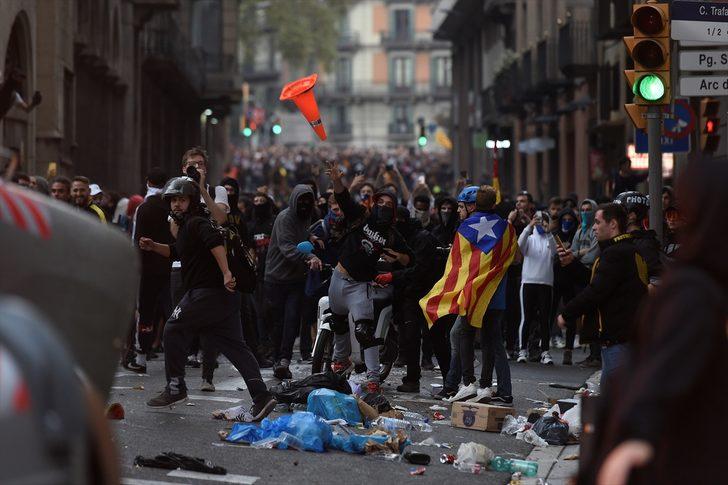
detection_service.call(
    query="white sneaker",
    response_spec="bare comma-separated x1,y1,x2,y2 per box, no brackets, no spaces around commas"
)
466,387,493,403
201,379,215,392
540,351,554,365
516,349,528,363
447,383,478,403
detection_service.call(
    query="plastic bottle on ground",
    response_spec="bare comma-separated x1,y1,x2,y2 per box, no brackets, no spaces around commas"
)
277,432,304,451
489,456,539,477
455,462,483,474
373,416,412,432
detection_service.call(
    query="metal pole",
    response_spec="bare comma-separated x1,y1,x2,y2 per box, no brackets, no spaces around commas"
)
647,105,663,243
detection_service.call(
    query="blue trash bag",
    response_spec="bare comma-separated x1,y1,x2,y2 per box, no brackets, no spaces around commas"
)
307,388,362,425
225,412,333,453
330,433,389,454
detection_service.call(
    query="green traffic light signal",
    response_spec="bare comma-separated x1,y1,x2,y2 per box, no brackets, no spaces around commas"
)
242,127,252,137
418,136,427,147
634,73,665,102
272,124,282,135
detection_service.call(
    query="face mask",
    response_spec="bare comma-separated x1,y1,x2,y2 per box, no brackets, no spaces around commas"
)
535,225,545,235
296,202,313,218
254,203,269,218
227,194,238,211
414,209,430,227
561,219,574,233
372,205,394,226
440,211,452,226
580,211,594,231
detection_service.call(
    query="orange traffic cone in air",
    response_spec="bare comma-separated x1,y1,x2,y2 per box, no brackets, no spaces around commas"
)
279,73,327,141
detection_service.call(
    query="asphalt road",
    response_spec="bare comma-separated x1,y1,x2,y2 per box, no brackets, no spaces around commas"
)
112,347,595,485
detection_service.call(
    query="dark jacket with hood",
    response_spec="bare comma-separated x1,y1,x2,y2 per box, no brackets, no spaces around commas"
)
554,207,578,248
264,185,315,284
220,177,252,247
561,234,649,344
334,187,412,282
431,196,458,246
248,196,275,277
392,213,445,299
629,228,664,282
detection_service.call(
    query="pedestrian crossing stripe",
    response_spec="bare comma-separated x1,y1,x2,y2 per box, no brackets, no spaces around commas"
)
168,470,259,484
0,183,51,239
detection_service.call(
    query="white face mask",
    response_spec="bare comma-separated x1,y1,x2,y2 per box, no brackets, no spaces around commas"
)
414,209,430,226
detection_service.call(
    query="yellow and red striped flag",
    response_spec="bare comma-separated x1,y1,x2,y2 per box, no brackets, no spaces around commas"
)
420,212,517,328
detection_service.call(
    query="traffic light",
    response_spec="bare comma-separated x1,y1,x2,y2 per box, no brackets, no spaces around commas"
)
699,97,721,152
240,116,252,137
417,118,427,147
624,2,671,128
271,119,282,136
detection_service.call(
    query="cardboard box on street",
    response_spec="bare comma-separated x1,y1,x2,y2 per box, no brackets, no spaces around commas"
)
451,402,515,432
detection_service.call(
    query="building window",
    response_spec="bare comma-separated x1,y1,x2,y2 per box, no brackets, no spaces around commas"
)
391,56,413,88
392,8,412,40
433,56,451,88
390,103,411,133
335,57,352,90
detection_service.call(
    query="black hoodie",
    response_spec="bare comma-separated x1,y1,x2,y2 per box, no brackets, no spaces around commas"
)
431,196,458,246
334,187,412,282
220,177,252,246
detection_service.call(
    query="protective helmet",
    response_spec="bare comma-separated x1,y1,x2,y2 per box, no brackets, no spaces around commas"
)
163,176,200,204
614,191,649,220
458,186,479,204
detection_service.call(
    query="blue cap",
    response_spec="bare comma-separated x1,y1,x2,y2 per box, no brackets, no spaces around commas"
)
458,186,479,203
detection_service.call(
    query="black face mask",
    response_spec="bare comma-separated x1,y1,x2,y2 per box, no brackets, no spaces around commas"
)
440,211,452,226
254,203,269,218
297,202,313,219
227,194,238,211
372,205,394,226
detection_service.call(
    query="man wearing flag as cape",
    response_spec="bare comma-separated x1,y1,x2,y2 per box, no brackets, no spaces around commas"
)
420,184,517,403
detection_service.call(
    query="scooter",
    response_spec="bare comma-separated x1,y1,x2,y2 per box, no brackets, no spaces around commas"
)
296,242,398,382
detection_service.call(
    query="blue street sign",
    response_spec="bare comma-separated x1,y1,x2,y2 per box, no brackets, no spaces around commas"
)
635,100,693,153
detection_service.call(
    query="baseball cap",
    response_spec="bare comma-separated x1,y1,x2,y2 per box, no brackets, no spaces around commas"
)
89,184,102,196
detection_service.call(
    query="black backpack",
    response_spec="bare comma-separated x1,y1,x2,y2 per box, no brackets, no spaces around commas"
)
220,225,257,293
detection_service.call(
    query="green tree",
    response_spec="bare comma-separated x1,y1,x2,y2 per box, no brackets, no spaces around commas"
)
239,0,350,72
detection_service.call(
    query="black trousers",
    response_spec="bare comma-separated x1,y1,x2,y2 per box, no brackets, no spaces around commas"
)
137,273,171,354
428,314,455,381
519,283,553,352
505,264,522,352
163,288,270,403
401,298,427,383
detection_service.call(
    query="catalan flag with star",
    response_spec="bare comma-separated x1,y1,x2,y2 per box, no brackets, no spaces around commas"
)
420,211,517,328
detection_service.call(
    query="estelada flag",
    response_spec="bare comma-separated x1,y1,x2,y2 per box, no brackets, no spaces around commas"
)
420,211,516,328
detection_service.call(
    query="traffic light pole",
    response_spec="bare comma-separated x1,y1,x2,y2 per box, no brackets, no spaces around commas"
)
646,105,663,243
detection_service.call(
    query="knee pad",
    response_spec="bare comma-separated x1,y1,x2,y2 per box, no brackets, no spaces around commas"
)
354,319,377,349
327,313,350,335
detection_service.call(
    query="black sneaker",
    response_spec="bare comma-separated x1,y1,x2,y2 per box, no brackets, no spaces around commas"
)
273,361,292,380
490,394,514,405
147,388,188,407
434,387,457,400
186,355,201,368
396,381,421,393
249,395,277,422
127,361,147,374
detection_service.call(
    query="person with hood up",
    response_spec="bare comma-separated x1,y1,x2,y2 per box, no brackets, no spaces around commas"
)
431,195,458,246
549,206,579,353
249,193,276,355
325,160,412,394
264,184,322,380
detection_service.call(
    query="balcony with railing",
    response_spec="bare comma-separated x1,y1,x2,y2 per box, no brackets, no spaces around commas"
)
337,32,361,51
534,37,569,93
559,20,598,78
388,121,414,139
141,14,205,96
596,0,634,40
382,31,416,50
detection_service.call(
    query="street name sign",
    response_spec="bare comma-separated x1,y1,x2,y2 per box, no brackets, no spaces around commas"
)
680,75,728,95
672,1,728,42
679,49,728,70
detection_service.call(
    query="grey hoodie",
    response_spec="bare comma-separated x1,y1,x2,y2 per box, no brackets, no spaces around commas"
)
264,184,315,284
571,198,599,268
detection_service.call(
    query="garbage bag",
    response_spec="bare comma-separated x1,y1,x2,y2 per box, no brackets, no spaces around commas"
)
455,442,494,465
562,402,582,437
307,388,362,425
532,412,570,445
271,371,352,404
362,392,392,413
500,415,528,435
225,412,333,452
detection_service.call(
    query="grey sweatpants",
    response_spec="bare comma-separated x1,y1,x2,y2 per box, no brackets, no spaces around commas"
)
329,269,393,382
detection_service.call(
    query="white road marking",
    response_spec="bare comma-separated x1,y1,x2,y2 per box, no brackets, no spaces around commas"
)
167,470,259,484
121,478,187,485
187,395,242,403
115,372,148,378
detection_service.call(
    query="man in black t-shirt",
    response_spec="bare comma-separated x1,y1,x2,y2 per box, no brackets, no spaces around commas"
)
139,177,276,420
326,161,412,394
